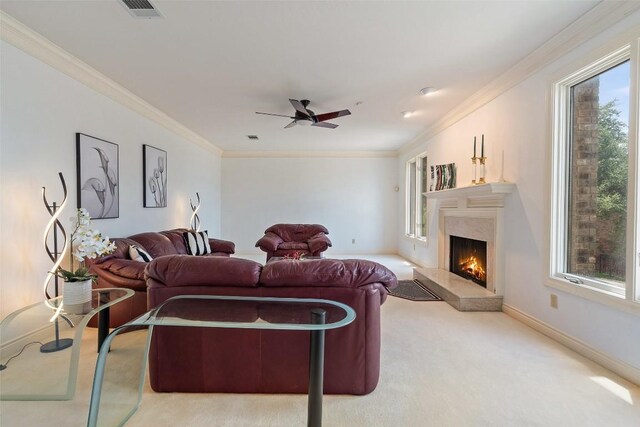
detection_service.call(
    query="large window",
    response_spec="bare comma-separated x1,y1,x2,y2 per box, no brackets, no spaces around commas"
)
550,42,639,308
406,153,428,239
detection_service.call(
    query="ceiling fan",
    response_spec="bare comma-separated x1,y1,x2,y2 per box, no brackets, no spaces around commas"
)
256,99,351,129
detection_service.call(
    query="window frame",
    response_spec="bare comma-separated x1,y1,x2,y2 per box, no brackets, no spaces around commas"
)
405,152,428,240
548,38,640,314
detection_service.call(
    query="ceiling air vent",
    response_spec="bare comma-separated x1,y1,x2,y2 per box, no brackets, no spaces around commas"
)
247,135,259,141
120,0,162,18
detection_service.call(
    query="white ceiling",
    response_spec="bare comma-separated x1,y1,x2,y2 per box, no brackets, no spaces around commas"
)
1,0,600,152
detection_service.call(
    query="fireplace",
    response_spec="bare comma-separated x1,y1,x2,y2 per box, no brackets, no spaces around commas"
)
440,214,497,294
449,235,487,287
429,182,515,297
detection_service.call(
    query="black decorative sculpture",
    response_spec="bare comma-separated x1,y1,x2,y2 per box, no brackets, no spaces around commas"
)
189,192,201,232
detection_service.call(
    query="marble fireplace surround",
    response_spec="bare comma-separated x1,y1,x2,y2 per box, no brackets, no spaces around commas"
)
414,183,515,311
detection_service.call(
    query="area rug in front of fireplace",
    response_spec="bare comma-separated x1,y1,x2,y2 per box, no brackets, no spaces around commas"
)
389,280,442,301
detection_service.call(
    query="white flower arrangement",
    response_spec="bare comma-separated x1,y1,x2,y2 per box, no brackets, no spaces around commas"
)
56,208,116,282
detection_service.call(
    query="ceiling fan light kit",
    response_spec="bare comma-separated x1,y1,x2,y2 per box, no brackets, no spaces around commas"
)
256,99,351,129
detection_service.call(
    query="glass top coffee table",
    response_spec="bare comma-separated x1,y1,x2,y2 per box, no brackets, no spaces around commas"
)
88,295,356,427
0,288,133,401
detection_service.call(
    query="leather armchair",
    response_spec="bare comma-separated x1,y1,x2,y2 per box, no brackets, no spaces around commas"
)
255,224,331,261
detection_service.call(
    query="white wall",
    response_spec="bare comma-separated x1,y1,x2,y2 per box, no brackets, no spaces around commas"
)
0,41,222,319
398,14,640,371
221,156,398,254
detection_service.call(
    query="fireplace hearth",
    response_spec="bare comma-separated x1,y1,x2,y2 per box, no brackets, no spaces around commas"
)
449,235,487,287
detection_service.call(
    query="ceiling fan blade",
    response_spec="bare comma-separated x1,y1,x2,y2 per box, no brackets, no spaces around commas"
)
313,109,351,122
289,99,311,117
311,121,338,129
284,121,297,129
256,112,296,118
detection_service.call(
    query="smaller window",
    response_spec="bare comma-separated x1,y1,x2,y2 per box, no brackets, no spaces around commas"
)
406,153,428,239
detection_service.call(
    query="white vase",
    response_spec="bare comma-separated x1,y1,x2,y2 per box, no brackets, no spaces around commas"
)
63,279,93,314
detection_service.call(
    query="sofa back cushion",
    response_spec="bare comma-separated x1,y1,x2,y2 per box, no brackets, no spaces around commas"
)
265,224,329,242
159,229,190,254
260,258,397,290
146,256,262,288
129,232,179,258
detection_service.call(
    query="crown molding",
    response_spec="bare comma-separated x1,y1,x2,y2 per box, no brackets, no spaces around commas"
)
399,1,640,156
222,150,398,158
0,11,222,156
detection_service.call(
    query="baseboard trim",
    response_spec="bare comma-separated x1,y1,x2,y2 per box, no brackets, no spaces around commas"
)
234,250,398,257
397,251,430,269
0,325,53,361
503,304,640,386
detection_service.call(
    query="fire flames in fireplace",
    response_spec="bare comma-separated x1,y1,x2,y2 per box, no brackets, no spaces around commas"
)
458,256,486,283
450,235,488,287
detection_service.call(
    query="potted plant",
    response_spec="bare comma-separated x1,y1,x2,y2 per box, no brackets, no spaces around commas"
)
55,208,115,314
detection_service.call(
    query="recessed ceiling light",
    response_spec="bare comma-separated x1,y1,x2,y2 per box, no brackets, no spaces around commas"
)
419,87,436,96
402,111,413,118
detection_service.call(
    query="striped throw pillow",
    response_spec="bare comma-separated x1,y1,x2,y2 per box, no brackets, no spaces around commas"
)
183,230,212,255
129,244,153,262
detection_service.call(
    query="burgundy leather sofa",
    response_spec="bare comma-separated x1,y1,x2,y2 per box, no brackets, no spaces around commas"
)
255,223,332,261
87,228,235,327
146,256,397,395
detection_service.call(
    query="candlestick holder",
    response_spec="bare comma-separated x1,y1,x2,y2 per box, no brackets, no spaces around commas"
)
478,157,487,184
471,156,479,185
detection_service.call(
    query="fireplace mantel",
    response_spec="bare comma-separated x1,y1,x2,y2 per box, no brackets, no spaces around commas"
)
424,182,515,209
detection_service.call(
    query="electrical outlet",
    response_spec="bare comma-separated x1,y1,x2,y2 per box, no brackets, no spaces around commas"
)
352,238,356,244
550,294,558,309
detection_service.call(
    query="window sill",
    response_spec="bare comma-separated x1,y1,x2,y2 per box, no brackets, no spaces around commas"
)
546,277,640,317
404,235,428,246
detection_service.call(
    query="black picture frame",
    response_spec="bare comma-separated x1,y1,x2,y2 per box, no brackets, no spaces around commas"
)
143,144,168,208
76,133,119,219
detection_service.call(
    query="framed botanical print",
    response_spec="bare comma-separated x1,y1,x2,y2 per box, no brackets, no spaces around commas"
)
76,133,119,219
143,145,167,208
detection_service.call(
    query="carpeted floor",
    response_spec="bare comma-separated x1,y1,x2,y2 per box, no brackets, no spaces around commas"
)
1,255,639,426
389,279,441,301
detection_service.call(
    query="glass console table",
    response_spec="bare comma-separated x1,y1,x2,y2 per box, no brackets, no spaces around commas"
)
88,295,356,427
0,288,133,401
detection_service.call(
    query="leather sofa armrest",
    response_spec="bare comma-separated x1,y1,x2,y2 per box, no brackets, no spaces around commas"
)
89,258,148,292
98,258,148,281
307,232,332,253
359,283,390,305
209,238,235,254
255,232,284,252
